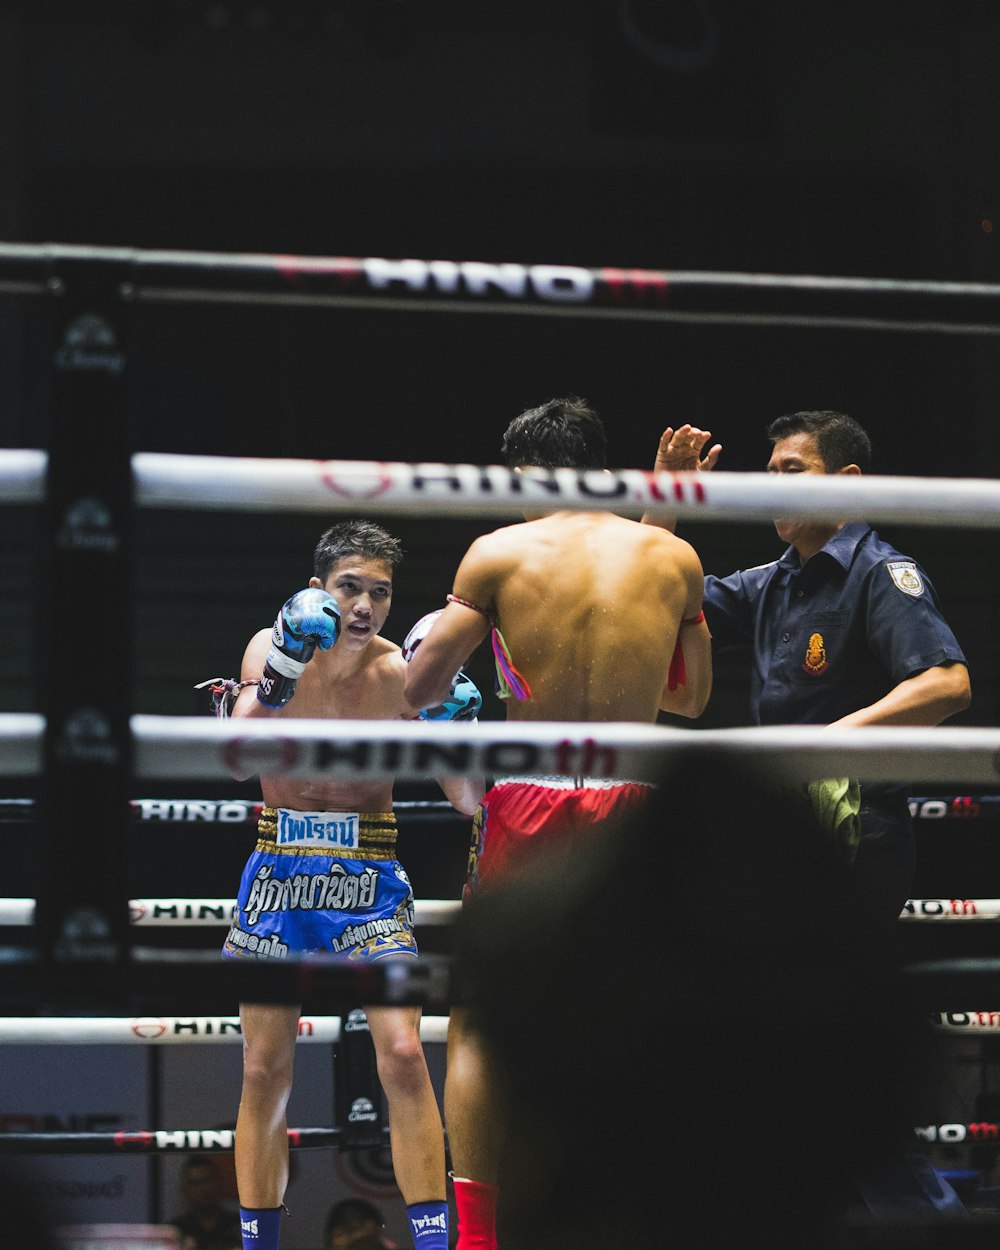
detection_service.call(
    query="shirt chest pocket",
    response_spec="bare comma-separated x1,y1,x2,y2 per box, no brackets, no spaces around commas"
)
780,610,849,681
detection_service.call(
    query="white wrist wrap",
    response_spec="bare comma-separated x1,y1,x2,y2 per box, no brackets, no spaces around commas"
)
265,649,307,679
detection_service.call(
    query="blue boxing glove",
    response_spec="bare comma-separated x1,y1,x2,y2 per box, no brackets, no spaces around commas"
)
257,588,341,709
421,670,483,722
402,610,482,722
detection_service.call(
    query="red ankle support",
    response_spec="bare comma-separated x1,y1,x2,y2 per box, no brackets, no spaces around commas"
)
452,1176,499,1250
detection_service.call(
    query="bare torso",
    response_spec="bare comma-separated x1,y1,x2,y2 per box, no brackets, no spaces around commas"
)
456,512,698,723
235,631,408,812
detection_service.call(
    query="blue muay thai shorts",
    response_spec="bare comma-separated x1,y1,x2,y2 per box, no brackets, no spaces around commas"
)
222,806,417,962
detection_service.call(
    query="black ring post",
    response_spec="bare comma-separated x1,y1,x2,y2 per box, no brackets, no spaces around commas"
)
333,1009,386,1151
36,253,135,994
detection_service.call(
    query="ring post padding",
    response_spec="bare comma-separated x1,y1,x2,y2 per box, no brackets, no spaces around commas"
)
36,252,134,970
333,1009,386,1151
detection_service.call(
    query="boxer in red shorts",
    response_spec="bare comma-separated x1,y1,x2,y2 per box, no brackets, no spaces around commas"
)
403,397,712,1250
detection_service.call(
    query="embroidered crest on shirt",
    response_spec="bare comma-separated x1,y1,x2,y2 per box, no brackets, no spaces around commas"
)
802,632,828,676
886,561,924,597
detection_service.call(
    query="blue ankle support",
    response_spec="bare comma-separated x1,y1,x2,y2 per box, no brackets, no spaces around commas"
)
240,1205,283,1250
407,1199,449,1250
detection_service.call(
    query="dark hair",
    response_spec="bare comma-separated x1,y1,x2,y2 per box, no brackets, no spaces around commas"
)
323,1197,384,1243
500,397,607,470
313,520,404,583
766,409,872,473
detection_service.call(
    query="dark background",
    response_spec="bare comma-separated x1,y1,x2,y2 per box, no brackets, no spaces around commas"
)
1,0,998,727
0,0,998,905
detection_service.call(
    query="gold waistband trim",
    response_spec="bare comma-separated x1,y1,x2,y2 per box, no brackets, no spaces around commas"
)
255,807,398,861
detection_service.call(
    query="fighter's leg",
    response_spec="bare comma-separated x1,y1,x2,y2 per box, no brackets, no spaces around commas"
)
234,1001,301,1208
444,1005,505,1250
366,1003,449,1248
366,1003,446,1200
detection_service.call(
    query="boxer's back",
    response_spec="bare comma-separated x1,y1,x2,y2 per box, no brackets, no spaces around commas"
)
480,511,696,723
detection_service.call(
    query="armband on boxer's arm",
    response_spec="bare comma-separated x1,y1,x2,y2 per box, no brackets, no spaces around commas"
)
667,611,707,691
257,588,341,709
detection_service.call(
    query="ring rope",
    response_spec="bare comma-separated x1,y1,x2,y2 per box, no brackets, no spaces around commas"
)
4,716,1000,785
0,897,985,926
7,715,1000,783
0,1015,448,1045
0,1010,985,1046
0,448,46,501
0,795,992,823
0,897,460,927
0,797,466,824
0,1126,361,1156
5,1120,994,1156
3,1117,992,1155
4,241,1000,335
131,455,1000,528
5,451,1000,530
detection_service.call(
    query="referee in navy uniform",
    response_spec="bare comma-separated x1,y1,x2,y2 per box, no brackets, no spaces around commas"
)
648,408,973,1225
649,408,971,937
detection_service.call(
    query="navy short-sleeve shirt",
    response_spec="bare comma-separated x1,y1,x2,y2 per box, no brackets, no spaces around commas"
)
703,521,968,728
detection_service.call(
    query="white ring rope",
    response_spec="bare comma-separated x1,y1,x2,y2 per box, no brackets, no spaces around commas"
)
0,449,46,502
0,897,460,927
0,1012,990,1046
0,795,991,823
5,451,1000,529
902,901,1000,921
0,797,460,824
0,897,980,926
132,455,1000,528
935,1013,1000,1032
0,1015,448,1045
4,715,1000,785
0,713,44,773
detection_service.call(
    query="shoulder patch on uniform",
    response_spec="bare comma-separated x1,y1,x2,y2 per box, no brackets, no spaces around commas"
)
885,561,924,597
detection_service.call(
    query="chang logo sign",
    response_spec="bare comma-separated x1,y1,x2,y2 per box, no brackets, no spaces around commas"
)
55,708,121,765
348,1097,378,1124
55,313,126,374
56,497,121,554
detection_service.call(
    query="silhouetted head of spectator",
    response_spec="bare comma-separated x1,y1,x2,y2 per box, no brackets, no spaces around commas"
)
323,1197,388,1250
453,749,928,1249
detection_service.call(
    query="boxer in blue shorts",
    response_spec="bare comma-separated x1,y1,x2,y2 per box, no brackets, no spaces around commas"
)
214,519,483,1250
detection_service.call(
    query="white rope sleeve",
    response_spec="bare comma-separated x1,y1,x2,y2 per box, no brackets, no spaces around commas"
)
0,449,46,502
0,897,461,927
4,715,1000,783
6,449,1000,527
129,454,1000,527
0,1015,448,1044
126,718,1000,786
